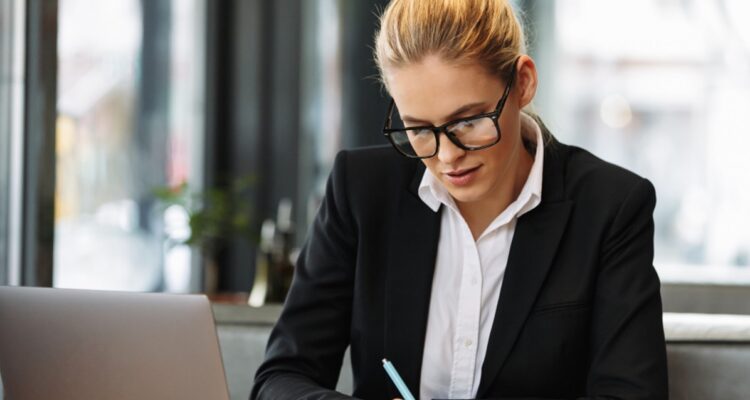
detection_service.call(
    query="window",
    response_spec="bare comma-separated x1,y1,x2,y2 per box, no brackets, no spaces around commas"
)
54,0,205,291
538,0,750,281
298,0,344,232
0,0,25,286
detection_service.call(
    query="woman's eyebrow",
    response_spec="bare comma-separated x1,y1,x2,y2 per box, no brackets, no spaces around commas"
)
401,101,488,125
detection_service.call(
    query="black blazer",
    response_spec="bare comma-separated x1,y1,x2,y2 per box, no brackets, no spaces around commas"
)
251,134,668,399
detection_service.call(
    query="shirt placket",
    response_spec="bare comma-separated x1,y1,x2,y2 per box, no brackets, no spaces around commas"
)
448,222,482,399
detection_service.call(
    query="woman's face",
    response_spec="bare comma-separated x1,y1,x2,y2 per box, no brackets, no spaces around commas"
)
384,54,536,209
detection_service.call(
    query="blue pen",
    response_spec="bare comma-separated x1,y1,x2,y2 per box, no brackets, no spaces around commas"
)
382,358,416,400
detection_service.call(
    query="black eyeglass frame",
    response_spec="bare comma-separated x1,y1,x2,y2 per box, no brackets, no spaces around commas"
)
382,67,517,159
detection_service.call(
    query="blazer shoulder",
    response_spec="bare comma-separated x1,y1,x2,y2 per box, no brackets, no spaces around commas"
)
337,145,416,177
559,143,655,205
333,145,422,208
337,144,420,182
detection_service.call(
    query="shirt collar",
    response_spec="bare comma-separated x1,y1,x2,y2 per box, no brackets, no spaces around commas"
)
418,112,545,219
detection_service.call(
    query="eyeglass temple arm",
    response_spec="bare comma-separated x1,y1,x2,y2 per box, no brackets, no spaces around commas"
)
495,67,517,109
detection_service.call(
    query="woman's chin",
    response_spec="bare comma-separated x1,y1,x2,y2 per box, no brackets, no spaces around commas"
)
446,185,486,206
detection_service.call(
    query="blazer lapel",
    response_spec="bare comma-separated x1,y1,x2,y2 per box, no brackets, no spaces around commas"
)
384,163,441,398
476,138,573,397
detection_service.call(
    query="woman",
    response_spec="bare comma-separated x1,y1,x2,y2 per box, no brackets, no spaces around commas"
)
252,1,668,399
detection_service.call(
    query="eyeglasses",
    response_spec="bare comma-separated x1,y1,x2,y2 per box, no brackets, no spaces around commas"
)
382,68,516,159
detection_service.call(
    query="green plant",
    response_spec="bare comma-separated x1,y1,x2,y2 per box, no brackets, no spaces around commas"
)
154,176,256,254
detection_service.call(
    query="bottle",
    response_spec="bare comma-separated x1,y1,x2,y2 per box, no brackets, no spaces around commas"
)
248,198,295,306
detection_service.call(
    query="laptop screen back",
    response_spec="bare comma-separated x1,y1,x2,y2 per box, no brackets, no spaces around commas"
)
0,286,230,400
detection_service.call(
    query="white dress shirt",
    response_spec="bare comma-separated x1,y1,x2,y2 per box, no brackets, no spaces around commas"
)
418,114,545,400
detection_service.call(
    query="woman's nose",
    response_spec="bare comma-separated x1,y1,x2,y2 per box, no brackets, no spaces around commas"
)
436,133,466,164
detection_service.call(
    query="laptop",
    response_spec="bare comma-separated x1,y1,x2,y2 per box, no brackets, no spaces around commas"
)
0,286,231,400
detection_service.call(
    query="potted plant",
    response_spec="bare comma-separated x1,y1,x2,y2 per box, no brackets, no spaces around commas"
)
154,176,255,293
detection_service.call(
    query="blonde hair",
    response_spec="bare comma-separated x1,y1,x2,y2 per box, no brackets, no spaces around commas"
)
374,0,527,90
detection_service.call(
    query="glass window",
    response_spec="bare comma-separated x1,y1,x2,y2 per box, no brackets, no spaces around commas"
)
0,0,12,285
541,0,750,280
54,0,205,291
0,0,25,286
298,0,344,234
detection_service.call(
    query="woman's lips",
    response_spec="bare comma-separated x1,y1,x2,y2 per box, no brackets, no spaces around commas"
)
444,165,481,186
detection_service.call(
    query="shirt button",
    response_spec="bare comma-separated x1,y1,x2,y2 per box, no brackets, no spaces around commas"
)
465,339,473,347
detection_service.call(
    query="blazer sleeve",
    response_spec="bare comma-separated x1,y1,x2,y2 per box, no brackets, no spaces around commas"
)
479,178,668,400
583,177,668,399
251,151,360,400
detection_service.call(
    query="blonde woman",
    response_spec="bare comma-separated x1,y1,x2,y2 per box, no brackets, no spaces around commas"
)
252,1,668,399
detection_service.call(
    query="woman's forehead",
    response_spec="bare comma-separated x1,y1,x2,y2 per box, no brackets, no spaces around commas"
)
385,56,503,123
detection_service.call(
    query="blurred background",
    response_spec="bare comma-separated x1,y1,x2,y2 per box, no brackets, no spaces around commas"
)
1,0,750,294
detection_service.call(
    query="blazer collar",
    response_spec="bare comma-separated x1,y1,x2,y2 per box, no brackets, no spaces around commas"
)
477,130,573,396
384,160,441,398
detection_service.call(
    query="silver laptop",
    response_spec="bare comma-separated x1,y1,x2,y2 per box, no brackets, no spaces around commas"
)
0,286,230,400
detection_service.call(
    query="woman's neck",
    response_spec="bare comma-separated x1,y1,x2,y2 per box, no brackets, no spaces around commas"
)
457,136,535,241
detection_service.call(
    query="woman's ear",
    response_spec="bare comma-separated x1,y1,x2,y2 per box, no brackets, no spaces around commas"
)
515,55,538,109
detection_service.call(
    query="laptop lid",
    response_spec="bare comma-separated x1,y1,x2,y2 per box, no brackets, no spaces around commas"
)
0,286,230,400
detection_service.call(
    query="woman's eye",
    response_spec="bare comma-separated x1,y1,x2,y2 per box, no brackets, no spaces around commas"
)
449,120,475,134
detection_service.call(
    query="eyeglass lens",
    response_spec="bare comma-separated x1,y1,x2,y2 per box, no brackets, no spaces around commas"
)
390,115,498,158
